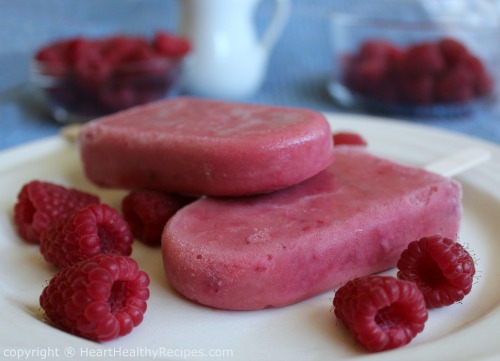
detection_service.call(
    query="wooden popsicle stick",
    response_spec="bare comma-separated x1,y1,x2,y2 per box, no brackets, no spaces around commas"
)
60,124,82,143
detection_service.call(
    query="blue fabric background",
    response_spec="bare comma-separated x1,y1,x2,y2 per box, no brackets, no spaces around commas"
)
1,0,499,150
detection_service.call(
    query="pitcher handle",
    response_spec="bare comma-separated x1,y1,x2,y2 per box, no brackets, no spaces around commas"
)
262,0,291,51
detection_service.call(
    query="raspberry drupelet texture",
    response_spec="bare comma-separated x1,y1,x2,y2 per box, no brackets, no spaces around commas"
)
40,204,133,269
40,254,150,342
14,180,99,243
122,189,195,247
397,235,475,309
333,275,428,352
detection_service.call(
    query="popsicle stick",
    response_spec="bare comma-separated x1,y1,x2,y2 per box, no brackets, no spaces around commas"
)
424,148,491,177
60,124,82,143
60,124,490,178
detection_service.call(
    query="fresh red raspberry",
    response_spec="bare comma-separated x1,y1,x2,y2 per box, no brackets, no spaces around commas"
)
65,37,98,66
35,44,69,77
40,204,133,269
40,254,150,342
439,38,469,67
122,190,195,247
333,275,428,352
35,39,70,67
377,78,401,104
344,57,387,96
465,54,494,96
122,38,156,62
100,36,139,65
465,53,486,75
35,44,64,63
400,74,434,105
153,31,191,58
74,55,113,86
343,40,403,99
401,42,445,76
397,236,475,309
98,85,136,112
435,64,474,103
13,180,99,244
332,132,367,147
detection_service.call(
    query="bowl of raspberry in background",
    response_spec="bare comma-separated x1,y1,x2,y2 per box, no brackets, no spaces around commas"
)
31,31,191,123
328,12,500,117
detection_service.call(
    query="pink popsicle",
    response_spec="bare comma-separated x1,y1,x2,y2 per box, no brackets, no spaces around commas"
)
79,97,334,196
162,146,462,310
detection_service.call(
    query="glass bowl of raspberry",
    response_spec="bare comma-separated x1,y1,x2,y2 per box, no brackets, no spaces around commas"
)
328,12,499,117
31,32,191,123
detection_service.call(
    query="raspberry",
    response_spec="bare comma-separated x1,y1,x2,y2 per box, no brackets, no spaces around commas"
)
401,43,445,75
435,64,474,104
397,236,475,309
40,204,133,269
400,74,434,105
122,38,156,62
377,78,400,104
333,275,428,352
122,190,195,247
439,38,468,67
13,180,99,244
35,44,64,63
100,36,137,65
40,254,150,342
343,40,401,99
332,132,367,147
465,54,494,96
98,85,136,112
66,37,97,66
35,39,70,70
153,31,191,58
344,57,387,96
74,55,113,86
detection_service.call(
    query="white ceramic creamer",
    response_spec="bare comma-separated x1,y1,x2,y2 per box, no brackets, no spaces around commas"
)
179,0,290,99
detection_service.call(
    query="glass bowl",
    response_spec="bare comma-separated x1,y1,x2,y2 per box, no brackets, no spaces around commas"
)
329,13,500,117
32,58,181,122
31,33,189,123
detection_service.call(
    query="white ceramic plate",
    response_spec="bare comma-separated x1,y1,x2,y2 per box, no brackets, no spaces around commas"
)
1,113,499,361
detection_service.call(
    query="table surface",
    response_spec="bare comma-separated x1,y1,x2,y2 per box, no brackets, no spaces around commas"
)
2,0,500,152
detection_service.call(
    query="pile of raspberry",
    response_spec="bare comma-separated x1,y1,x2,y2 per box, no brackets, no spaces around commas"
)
13,180,190,341
333,235,476,352
342,38,493,109
34,32,191,117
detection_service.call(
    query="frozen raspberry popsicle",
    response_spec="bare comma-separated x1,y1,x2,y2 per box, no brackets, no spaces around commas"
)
162,147,462,310
79,97,333,196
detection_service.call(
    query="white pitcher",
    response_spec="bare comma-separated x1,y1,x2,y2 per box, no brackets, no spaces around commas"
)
179,0,290,99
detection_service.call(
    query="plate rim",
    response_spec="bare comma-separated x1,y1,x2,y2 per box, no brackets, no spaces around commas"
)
1,112,499,361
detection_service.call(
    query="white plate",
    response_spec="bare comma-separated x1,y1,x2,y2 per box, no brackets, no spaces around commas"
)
1,113,499,361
